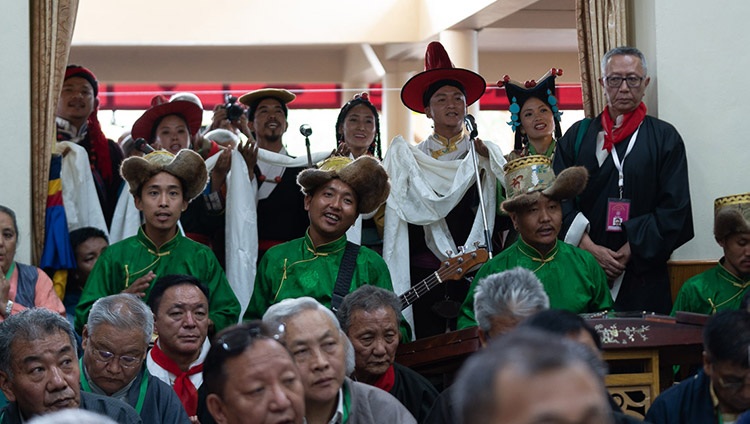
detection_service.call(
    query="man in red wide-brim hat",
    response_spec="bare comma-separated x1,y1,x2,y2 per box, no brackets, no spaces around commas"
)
382,42,507,339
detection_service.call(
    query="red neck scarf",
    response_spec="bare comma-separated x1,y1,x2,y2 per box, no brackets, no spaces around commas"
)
600,102,647,152
150,342,203,416
372,364,396,392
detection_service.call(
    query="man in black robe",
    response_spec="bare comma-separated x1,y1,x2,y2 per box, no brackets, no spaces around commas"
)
553,46,693,314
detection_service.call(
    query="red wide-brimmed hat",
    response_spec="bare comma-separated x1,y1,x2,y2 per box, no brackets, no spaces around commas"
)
131,95,204,142
400,41,486,114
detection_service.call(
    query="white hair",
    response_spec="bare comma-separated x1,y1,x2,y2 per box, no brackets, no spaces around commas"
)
263,297,354,374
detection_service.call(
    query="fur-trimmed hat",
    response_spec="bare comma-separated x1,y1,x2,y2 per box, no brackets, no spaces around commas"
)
714,193,750,241
297,156,390,214
501,155,588,213
120,150,208,201
400,41,486,114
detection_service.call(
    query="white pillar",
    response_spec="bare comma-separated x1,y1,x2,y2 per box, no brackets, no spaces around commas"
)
382,70,413,150
440,29,480,116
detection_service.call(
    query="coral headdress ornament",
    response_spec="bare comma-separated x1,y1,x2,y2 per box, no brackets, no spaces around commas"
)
297,156,390,215
501,155,588,214
498,68,564,151
400,41,486,114
714,193,750,241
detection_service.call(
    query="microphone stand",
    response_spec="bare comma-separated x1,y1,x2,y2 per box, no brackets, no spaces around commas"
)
300,125,314,168
304,135,313,168
465,115,493,259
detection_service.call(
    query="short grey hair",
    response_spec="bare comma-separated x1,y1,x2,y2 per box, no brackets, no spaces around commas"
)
264,297,355,374
601,46,648,76
474,267,550,333
452,329,610,424
88,294,154,345
337,285,401,335
0,308,77,378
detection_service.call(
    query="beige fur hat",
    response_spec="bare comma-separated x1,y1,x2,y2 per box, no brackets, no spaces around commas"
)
120,149,208,201
714,193,750,241
501,155,588,213
297,156,390,214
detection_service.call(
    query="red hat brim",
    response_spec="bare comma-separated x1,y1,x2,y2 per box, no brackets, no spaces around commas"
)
400,68,486,114
131,100,203,141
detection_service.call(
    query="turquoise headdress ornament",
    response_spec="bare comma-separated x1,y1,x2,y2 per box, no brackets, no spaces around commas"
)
498,68,564,151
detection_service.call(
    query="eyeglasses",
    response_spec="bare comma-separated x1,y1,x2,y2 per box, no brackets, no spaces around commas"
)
717,375,750,393
217,321,285,353
92,349,143,369
604,75,645,88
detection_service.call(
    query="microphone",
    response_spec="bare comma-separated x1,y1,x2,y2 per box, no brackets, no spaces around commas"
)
464,114,478,139
134,138,155,154
299,124,312,137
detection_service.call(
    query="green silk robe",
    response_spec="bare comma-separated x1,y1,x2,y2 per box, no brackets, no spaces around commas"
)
671,260,750,315
75,227,240,333
244,232,394,320
457,239,614,329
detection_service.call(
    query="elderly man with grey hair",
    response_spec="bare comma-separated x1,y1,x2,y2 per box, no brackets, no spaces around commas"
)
553,45,693,315
263,296,416,424
80,294,189,423
0,308,141,424
337,285,438,423
452,329,614,424
424,267,550,424
474,267,550,344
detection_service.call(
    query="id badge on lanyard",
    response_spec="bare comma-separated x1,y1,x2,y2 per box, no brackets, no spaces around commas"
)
606,126,640,233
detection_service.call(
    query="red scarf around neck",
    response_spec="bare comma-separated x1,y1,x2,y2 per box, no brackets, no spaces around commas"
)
150,342,203,416
600,102,647,152
372,363,396,393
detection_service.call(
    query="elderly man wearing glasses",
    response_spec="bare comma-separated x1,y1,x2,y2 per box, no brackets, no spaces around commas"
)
80,294,189,423
553,46,693,315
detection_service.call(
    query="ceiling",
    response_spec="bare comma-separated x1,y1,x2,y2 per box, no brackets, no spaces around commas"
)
70,0,577,84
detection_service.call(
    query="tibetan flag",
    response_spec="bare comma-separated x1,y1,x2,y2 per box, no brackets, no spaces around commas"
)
40,154,76,298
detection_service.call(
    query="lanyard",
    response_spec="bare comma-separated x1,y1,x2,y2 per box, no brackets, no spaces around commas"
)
610,124,641,199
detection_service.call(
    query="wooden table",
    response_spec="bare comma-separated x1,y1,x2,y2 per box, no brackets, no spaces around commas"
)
396,314,705,417
589,314,705,418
